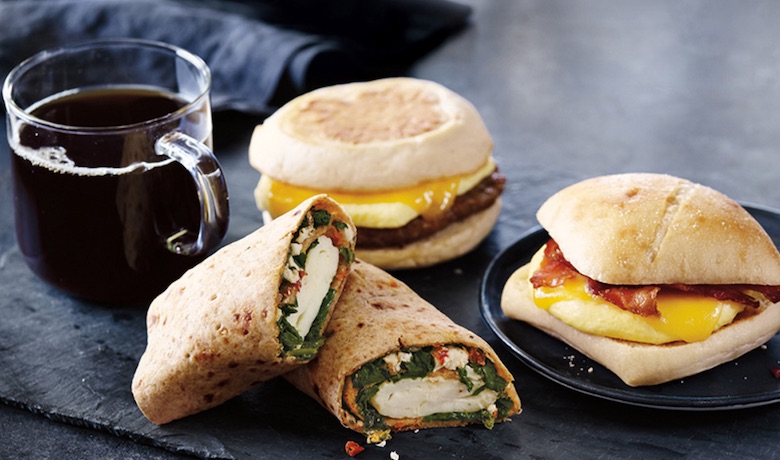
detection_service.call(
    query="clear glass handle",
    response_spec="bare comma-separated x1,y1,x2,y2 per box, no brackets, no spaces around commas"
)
155,131,229,256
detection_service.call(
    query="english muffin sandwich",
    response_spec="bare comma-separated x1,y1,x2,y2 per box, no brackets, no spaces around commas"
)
249,77,505,269
501,173,780,386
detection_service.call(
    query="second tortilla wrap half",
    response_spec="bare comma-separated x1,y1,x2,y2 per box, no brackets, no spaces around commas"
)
132,194,356,424
285,260,521,443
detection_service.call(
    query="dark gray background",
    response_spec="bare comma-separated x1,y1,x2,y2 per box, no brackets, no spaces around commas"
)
2,1,780,458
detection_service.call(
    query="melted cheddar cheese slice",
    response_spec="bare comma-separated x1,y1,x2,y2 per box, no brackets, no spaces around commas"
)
528,247,744,344
255,159,495,229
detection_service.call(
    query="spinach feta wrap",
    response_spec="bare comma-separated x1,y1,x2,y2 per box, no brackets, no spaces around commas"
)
284,261,521,442
132,194,356,424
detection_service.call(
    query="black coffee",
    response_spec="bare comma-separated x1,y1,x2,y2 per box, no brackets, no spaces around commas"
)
11,87,220,304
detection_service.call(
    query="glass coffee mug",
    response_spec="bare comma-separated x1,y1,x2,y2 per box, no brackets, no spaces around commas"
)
3,39,229,304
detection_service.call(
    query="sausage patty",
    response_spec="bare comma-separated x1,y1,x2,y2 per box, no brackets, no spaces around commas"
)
357,170,506,249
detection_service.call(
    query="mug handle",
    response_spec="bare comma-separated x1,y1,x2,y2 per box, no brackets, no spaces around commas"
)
155,131,230,256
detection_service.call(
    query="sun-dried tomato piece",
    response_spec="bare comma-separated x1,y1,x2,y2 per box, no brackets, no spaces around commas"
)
326,226,346,247
432,346,449,366
468,347,486,366
345,440,365,457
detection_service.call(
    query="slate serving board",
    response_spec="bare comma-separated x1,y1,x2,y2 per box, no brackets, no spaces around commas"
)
0,113,530,459
0,108,780,459
4,114,780,460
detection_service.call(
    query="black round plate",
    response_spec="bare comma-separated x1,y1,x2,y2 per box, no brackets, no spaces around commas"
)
480,203,780,410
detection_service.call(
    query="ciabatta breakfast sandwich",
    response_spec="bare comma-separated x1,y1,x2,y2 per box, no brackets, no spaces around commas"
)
501,173,780,386
132,195,356,424
286,260,521,443
249,77,505,269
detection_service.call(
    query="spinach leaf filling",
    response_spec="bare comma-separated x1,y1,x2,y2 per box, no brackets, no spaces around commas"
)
468,359,508,395
278,288,336,360
421,394,515,429
350,346,512,433
278,312,303,352
277,208,347,360
312,209,332,227
340,247,355,265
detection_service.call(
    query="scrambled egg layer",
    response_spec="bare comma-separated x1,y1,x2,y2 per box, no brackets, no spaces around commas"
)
286,235,339,339
371,375,498,419
528,247,744,344
255,158,496,229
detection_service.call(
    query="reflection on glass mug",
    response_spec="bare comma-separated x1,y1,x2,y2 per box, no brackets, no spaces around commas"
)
2,39,230,304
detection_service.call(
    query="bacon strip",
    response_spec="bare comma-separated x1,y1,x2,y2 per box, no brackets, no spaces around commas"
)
529,239,578,288
531,239,779,317
748,285,780,303
587,280,661,317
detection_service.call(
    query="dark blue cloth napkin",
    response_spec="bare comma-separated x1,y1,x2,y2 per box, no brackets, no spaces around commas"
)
0,0,471,115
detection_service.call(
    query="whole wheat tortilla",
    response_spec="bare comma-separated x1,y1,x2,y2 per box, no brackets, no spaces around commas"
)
132,194,356,424
284,260,521,439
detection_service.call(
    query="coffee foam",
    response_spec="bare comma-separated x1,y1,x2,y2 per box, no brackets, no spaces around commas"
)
13,143,175,177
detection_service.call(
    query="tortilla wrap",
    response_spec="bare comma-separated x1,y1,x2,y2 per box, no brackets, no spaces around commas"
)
132,194,356,424
285,260,521,442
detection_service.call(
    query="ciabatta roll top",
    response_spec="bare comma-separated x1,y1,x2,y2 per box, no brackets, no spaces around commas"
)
536,173,780,286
